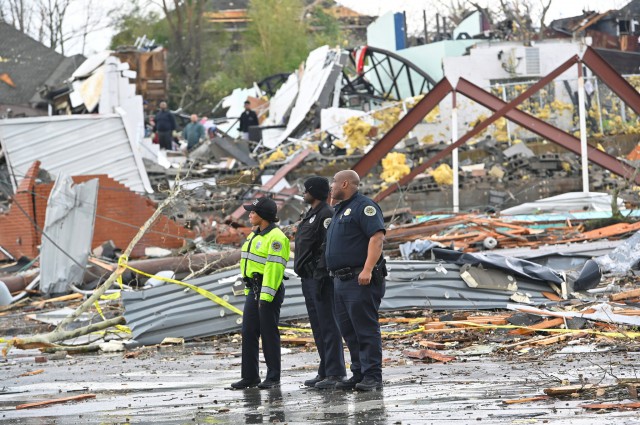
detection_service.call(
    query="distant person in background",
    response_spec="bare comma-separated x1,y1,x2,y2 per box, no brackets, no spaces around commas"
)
182,114,205,150
201,116,217,140
154,101,177,150
238,100,259,140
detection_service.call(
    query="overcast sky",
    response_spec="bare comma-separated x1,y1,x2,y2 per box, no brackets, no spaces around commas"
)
70,0,632,56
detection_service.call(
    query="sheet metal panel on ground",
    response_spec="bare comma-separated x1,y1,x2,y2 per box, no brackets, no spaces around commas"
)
122,261,554,345
0,114,152,193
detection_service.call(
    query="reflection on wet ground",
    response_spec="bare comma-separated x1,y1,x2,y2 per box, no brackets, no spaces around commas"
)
2,345,640,424
235,386,387,425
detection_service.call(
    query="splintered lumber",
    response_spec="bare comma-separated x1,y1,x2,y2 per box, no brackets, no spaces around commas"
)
281,337,314,346
402,349,456,363
530,332,587,346
611,289,640,302
544,384,598,396
580,401,640,410
33,293,83,309
509,318,565,336
18,369,44,377
418,340,447,350
16,394,96,410
503,395,551,404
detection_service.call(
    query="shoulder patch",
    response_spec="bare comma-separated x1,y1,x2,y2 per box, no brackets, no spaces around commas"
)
271,240,282,252
364,205,376,216
323,218,331,228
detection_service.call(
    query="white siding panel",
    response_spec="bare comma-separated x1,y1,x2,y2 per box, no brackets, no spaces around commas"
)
0,114,152,193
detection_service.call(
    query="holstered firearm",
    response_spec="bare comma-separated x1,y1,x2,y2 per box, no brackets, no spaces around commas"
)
243,272,263,300
371,258,388,286
302,261,316,279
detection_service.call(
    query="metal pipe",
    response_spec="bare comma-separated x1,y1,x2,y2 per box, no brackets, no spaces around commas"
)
577,64,589,193
451,92,459,213
501,84,512,145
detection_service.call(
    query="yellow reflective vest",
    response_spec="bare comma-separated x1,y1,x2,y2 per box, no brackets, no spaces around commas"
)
240,224,290,302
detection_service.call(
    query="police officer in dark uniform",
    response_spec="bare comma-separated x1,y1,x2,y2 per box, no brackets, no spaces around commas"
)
294,176,346,389
231,197,290,390
325,170,386,391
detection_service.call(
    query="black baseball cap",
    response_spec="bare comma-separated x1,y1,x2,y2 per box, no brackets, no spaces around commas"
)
243,197,279,222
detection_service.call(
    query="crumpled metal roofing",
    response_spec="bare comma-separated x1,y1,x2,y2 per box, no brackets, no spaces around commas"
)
0,114,152,193
122,260,554,345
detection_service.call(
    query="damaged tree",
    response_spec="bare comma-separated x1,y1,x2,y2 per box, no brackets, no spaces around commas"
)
161,0,206,110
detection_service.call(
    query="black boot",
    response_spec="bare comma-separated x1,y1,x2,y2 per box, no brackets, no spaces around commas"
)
231,377,261,389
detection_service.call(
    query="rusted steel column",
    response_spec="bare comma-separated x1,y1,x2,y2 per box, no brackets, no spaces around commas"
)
583,47,640,115
373,55,580,202
456,78,638,183
351,78,453,178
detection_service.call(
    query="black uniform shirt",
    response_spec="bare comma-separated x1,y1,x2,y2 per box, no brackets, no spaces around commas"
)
294,201,333,279
325,192,385,271
154,110,176,132
239,110,259,132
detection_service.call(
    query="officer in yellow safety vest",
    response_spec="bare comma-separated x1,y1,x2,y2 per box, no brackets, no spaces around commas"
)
231,197,290,390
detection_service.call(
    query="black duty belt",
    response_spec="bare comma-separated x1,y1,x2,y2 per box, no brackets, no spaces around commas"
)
331,266,363,281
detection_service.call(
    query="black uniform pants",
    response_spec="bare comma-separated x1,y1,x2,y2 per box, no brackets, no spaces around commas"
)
241,285,285,381
157,130,173,150
334,276,385,382
301,277,346,378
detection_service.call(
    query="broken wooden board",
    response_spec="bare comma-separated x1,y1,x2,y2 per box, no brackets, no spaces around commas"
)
281,337,314,346
544,384,599,396
611,289,640,302
503,395,550,404
16,394,96,410
509,317,565,336
580,401,640,410
402,349,456,363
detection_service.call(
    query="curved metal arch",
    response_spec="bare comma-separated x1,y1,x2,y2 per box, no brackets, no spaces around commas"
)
341,45,438,104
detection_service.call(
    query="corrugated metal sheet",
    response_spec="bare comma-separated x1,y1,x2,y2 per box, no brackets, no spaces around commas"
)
40,176,98,295
0,114,152,193
122,261,554,345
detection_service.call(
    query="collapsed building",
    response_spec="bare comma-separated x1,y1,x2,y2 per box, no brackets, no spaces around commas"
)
2,2,640,357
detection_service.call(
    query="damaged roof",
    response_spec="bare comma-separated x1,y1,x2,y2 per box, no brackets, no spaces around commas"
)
0,22,84,109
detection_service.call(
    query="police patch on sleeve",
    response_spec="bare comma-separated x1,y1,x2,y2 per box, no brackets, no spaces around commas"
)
364,205,376,216
271,241,282,252
323,218,331,228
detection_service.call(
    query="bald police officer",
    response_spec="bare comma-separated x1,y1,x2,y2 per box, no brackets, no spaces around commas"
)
294,176,346,389
325,170,386,391
232,197,290,389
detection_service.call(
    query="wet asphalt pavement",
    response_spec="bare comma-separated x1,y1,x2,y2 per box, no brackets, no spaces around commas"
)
2,341,640,424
